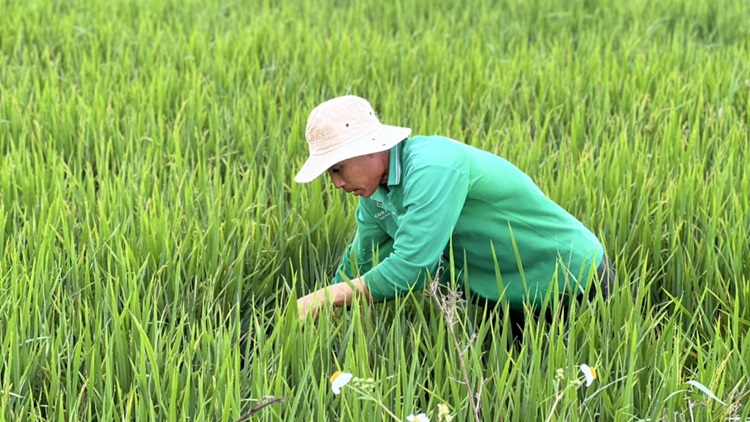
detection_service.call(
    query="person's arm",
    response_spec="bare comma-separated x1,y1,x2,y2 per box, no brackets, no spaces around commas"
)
297,276,371,320
299,157,471,317
298,201,390,320
331,203,395,284
364,164,470,301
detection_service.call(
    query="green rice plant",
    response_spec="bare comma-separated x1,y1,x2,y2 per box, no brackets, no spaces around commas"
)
1,0,749,420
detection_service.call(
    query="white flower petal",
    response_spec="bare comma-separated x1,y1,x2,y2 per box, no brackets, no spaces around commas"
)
580,364,596,387
407,413,430,422
330,371,353,395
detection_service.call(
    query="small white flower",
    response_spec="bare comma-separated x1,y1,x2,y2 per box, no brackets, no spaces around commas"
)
580,364,597,387
330,371,353,395
406,413,429,422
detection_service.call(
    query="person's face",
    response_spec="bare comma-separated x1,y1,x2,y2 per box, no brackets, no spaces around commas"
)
327,153,388,198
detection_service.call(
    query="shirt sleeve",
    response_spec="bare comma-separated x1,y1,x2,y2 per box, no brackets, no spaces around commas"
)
332,201,394,284
364,165,470,301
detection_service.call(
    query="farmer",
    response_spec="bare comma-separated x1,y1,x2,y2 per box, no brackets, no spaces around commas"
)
294,95,614,325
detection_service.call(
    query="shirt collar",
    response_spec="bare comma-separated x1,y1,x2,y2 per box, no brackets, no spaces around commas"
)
386,141,405,187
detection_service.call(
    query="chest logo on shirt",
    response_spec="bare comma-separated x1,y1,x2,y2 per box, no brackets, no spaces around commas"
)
374,209,390,220
372,201,391,220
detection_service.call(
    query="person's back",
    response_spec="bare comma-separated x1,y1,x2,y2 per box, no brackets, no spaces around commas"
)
355,135,604,308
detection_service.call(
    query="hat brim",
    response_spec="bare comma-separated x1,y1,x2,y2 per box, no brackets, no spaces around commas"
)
294,124,411,183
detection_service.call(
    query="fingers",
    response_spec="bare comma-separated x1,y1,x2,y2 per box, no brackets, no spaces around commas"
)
296,294,319,321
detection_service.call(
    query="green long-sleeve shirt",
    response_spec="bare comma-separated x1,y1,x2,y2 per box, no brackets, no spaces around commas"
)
332,135,604,309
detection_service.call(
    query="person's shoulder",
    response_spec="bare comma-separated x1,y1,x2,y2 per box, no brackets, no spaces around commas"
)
405,135,461,148
403,135,468,161
397,136,471,181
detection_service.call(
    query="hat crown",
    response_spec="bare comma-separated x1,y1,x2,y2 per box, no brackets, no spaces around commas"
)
305,96,381,155
294,95,411,184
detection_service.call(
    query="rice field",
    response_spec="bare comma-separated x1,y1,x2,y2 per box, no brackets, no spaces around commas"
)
1,0,749,420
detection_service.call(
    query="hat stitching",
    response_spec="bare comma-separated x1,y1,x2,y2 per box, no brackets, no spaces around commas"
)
308,129,329,143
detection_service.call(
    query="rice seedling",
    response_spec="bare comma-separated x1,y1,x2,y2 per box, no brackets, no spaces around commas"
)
1,0,748,420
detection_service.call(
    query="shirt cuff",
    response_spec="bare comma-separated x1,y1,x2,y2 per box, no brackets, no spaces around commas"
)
363,268,397,302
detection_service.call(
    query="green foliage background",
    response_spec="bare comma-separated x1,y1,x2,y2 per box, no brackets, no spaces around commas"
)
1,0,748,420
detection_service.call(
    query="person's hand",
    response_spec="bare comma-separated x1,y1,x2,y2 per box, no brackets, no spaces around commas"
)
297,290,325,321
296,279,371,322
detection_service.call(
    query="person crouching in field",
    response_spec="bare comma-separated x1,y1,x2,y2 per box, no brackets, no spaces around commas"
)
294,95,615,333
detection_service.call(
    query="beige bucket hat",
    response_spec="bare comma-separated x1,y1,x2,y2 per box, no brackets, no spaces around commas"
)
294,95,412,183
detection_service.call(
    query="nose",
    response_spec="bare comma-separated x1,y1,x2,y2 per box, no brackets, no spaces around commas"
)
330,173,346,189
